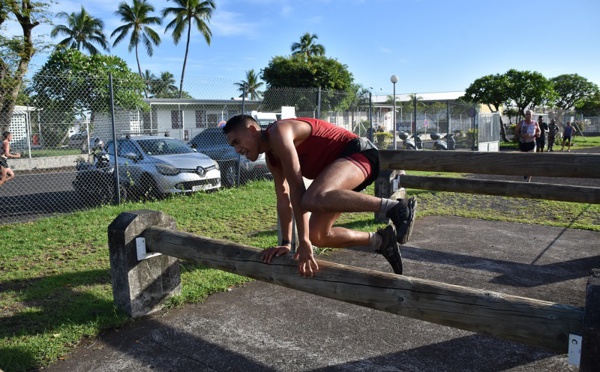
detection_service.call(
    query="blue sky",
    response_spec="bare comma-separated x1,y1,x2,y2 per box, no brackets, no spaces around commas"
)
5,0,600,97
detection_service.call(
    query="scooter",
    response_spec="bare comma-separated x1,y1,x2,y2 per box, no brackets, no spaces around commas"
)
399,132,423,150
430,132,448,150
73,141,128,205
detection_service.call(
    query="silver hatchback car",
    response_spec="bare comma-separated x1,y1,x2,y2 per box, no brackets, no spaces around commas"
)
105,136,221,197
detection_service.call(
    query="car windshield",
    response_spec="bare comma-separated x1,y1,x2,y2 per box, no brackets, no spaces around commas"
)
137,138,193,155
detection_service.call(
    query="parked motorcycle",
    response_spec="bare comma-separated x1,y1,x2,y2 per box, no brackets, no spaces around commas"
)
73,140,128,206
399,132,423,150
430,132,448,150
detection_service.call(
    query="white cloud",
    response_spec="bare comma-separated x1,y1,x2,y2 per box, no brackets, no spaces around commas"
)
211,10,260,37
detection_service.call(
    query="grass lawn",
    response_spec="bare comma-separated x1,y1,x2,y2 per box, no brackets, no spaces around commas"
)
1,177,600,371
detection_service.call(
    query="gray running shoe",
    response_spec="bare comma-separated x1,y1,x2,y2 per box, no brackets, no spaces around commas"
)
385,196,417,245
375,225,403,275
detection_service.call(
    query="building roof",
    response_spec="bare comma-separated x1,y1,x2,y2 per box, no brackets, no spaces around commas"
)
372,91,465,104
13,105,37,115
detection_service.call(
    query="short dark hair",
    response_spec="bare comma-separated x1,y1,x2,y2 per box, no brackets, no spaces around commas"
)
2,131,10,140
223,114,258,134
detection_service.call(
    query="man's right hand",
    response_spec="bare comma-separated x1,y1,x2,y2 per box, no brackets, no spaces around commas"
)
294,242,319,277
261,245,291,264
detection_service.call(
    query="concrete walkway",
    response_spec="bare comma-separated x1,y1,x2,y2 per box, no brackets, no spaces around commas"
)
44,215,600,372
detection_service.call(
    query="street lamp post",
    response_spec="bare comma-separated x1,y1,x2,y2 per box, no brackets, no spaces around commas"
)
368,89,373,142
390,75,398,149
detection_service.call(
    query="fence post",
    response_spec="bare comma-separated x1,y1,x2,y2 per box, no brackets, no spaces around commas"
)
580,269,600,371
108,209,181,318
374,169,405,223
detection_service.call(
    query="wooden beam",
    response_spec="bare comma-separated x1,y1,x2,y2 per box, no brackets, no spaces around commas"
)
379,150,600,179
141,226,583,353
581,269,600,371
399,175,600,204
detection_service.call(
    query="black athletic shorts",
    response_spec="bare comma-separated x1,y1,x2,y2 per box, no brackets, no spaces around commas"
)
519,141,536,152
339,137,380,192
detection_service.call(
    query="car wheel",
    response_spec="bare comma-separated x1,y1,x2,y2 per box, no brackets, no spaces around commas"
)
112,182,128,204
222,162,238,187
140,173,161,200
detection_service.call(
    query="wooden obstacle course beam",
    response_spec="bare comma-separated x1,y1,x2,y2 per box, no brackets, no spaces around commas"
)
399,175,600,204
379,150,600,179
581,269,600,371
130,213,584,354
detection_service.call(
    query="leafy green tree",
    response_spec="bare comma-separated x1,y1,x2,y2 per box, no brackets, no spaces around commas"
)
0,0,52,128
30,48,147,146
50,6,110,55
461,73,510,141
577,91,600,116
550,73,599,111
162,0,215,98
504,69,554,116
291,32,325,59
462,73,508,113
261,55,353,113
111,0,162,98
235,69,264,100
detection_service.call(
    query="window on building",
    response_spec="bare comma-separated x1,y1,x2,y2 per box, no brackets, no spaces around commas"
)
195,110,206,128
171,110,181,129
207,113,218,127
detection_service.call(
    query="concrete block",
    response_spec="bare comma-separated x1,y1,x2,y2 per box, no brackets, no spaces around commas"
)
108,209,181,318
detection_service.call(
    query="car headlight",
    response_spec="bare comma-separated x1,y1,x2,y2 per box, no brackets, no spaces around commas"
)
156,163,180,176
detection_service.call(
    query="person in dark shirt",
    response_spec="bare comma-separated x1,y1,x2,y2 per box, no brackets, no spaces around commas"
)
547,119,559,151
536,116,548,152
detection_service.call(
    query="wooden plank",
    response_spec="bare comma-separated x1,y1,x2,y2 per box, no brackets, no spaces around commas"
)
379,150,600,178
580,269,600,371
399,175,600,204
142,226,584,353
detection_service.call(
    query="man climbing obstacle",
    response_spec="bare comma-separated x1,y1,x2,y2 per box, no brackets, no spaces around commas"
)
223,115,417,277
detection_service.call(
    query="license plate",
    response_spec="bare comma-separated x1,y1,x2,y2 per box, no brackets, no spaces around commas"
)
192,185,207,192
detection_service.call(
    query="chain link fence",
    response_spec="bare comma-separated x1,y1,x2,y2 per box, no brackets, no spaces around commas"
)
10,73,594,225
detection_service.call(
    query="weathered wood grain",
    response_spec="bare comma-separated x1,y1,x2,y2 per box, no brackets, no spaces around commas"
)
142,226,583,353
379,150,600,178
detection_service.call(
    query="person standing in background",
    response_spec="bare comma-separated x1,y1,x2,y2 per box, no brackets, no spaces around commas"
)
547,119,559,151
561,122,575,152
535,115,548,152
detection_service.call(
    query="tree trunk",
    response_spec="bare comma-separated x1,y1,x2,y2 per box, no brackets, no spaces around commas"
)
0,1,39,129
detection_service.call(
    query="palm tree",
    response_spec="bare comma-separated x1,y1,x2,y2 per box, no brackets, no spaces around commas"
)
154,71,179,98
111,0,162,97
162,0,216,98
51,6,110,55
235,69,264,100
142,69,157,96
291,32,325,59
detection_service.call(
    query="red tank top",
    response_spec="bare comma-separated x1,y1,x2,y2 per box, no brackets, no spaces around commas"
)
266,118,358,179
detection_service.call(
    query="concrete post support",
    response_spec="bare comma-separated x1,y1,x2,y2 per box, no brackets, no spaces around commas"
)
108,209,181,318
580,269,600,371
374,169,405,223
